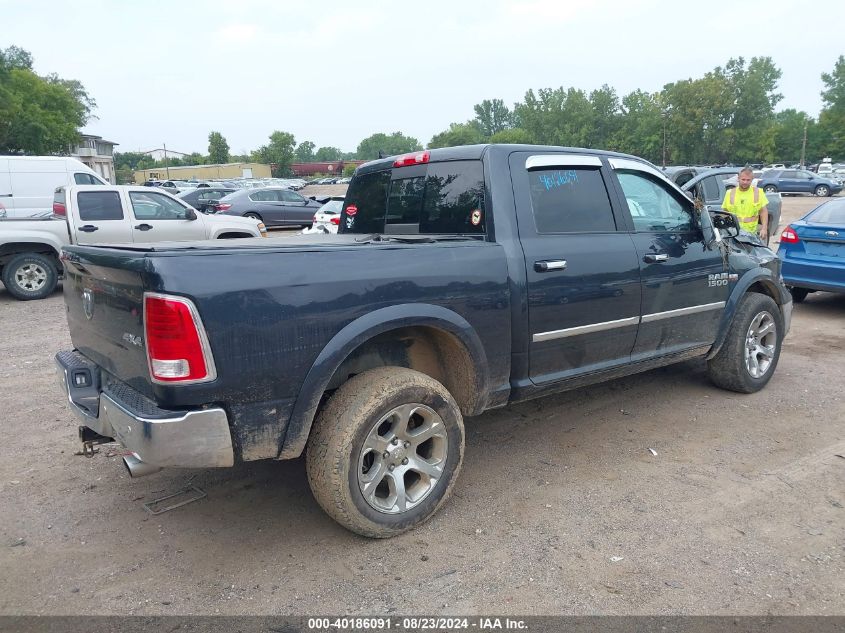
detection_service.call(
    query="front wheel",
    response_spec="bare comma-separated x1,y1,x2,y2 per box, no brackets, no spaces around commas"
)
707,293,783,393
306,367,465,538
2,253,59,300
814,185,831,197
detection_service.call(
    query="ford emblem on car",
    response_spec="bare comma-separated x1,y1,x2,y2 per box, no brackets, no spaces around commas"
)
825,230,839,237
82,289,94,320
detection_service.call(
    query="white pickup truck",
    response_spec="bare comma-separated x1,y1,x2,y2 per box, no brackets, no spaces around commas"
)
0,185,267,300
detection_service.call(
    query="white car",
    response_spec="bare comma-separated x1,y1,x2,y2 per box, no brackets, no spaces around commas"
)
302,197,343,234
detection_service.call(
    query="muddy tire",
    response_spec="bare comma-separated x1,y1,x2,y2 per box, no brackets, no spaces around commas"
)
306,367,464,538
707,293,783,393
2,253,58,301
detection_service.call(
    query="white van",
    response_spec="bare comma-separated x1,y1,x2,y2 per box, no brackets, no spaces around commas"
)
0,156,107,218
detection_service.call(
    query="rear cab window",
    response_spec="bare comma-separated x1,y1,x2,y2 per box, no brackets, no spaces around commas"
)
77,191,124,221
341,160,485,235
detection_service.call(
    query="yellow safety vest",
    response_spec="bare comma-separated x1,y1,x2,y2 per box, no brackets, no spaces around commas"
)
724,187,766,233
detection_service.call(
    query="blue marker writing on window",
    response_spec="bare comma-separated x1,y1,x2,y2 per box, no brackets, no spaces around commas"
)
538,170,579,191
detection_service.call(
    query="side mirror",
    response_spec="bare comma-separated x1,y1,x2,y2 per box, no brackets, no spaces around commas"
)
185,208,197,221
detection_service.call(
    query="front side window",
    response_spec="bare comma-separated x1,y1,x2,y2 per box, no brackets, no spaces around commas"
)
528,167,616,233
77,191,123,221
700,176,721,202
129,192,190,220
617,171,694,232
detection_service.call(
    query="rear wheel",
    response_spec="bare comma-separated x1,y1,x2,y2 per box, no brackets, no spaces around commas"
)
306,367,465,538
244,212,263,222
707,293,782,393
763,185,778,194
814,185,830,197
2,253,58,300
789,287,809,303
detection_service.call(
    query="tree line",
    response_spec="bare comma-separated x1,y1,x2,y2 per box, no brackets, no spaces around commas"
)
3,44,844,175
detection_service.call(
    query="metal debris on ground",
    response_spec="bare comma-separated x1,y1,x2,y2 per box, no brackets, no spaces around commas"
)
142,485,207,515
648,448,658,456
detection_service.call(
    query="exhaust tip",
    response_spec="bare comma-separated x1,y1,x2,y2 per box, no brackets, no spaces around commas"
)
123,454,162,478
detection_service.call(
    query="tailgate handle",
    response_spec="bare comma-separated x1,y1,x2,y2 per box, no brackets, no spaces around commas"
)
535,260,567,272
134,224,153,231
644,253,668,263
78,225,99,233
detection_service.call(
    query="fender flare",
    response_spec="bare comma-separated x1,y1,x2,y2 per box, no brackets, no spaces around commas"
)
706,269,789,360
277,303,490,459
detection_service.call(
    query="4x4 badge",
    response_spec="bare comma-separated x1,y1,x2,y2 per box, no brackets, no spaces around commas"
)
82,289,94,320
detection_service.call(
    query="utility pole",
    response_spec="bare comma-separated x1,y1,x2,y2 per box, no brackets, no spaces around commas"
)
662,110,668,168
800,120,808,170
163,143,171,179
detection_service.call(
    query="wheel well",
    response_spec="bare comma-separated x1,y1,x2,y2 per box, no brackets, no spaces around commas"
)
325,326,481,415
0,244,61,270
216,232,253,239
747,280,780,304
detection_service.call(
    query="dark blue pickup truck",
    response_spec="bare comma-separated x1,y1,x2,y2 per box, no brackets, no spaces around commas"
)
56,144,792,537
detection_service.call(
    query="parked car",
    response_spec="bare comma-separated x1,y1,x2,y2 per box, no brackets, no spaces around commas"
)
301,196,344,234
0,185,266,300
0,156,107,217
178,187,236,213
662,166,702,187
757,169,842,197
681,167,781,244
215,187,323,227
55,144,791,537
777,197,845,302
160,180,195,194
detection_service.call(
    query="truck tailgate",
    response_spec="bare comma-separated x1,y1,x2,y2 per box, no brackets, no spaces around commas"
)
61,246,153,396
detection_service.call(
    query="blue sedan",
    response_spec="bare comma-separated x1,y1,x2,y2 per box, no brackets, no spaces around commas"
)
777,197,845,302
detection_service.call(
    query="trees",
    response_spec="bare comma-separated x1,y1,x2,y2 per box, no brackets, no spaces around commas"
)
818,55,845,159
315,146,342,161
253,131,296,176
428,122,485,149
356,132,422,160
0,45,96,155
473,99,513,137
207,131,230,164
294,141,316,162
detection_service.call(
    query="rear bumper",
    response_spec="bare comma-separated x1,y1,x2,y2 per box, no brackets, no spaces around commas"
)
55,350,234,468
781,258,845,294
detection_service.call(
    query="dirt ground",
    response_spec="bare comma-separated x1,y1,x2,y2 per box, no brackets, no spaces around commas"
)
0,195,842,616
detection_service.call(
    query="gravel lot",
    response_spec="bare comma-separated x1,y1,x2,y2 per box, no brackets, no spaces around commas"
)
0,196,842,616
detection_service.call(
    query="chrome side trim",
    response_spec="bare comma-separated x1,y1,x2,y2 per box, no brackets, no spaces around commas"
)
641,301,726,323
526,154,602,169
532,316,639,343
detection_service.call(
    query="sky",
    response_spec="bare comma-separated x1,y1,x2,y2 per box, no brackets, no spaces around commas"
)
3,0,841,156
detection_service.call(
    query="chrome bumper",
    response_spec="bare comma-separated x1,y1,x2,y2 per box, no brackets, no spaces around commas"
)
56,351,234,468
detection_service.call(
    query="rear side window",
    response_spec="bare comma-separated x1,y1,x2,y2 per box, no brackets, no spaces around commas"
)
341,161,485,235
808,200,845,224
74,173,102,185
701,176,721,202
528,168,616,233
77,191,123,221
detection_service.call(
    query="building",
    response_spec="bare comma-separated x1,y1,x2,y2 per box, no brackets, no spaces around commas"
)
290,160,367,176
133,162,271,183
142,148,189,162
69,133,118,183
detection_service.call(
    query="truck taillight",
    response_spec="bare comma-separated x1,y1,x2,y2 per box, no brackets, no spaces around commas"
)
780,227,799,243
53,202,67,216
393,150,430,168
144,293,216,384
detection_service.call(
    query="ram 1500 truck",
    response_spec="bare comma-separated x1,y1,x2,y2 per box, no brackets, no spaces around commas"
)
0,185,266,300
55,145,792,537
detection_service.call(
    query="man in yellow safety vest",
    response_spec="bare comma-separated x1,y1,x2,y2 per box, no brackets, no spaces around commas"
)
721,167,769,241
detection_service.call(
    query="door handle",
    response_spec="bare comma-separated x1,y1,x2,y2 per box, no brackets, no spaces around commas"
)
643,253,668,263
78,225,99,233
534,260,567,272
134,224,153,231
0,193,12,198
